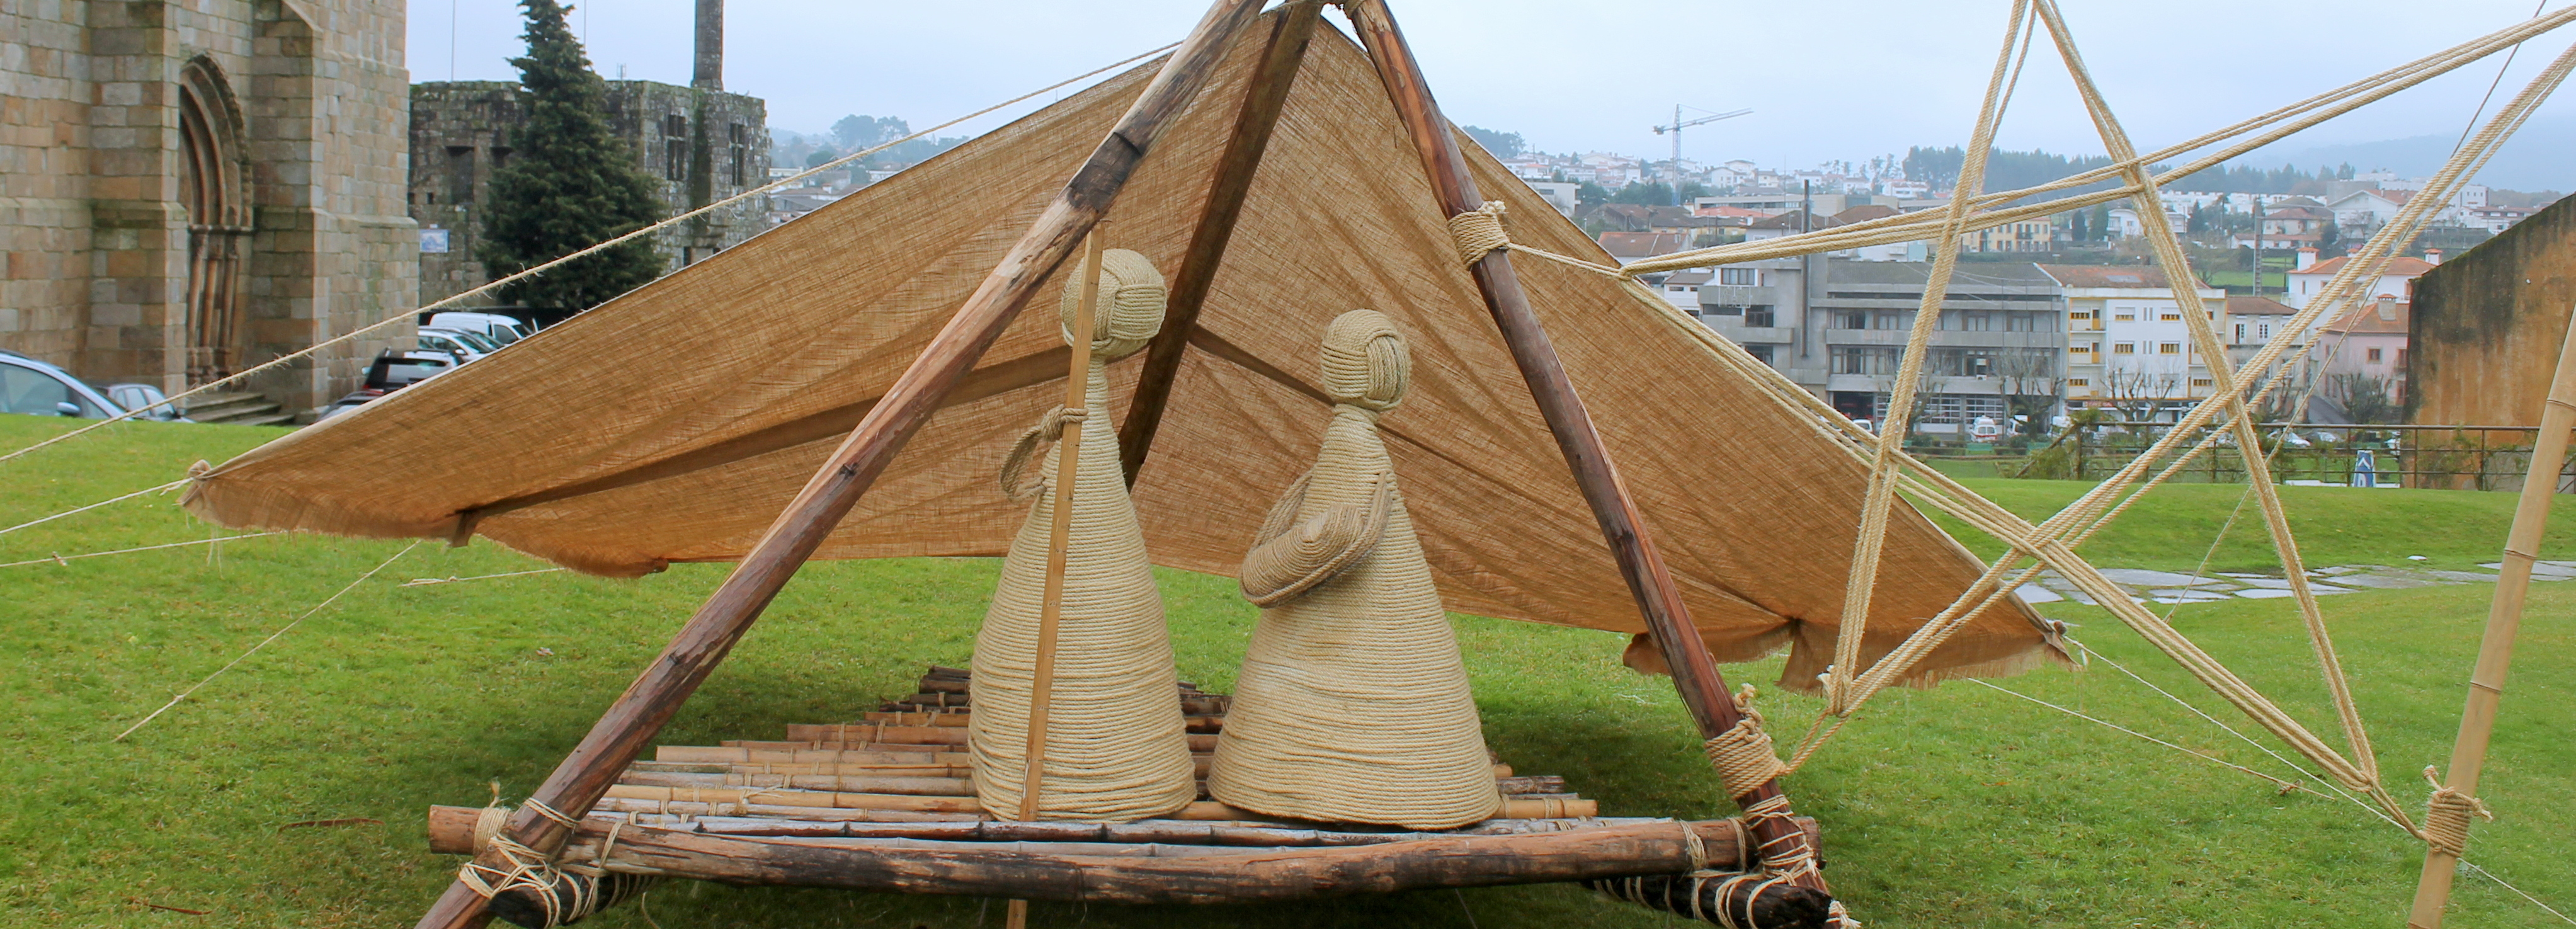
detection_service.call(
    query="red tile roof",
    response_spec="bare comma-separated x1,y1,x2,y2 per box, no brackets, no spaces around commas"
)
2324,299,2410,334
2226,295,2294,316
1596,231,1691,259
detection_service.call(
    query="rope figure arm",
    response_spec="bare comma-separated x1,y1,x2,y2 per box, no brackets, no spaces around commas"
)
998,406,1090,502
1238,470,1394,607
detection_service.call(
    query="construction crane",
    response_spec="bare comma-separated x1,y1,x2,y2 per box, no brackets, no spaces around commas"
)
1651,106,1752,204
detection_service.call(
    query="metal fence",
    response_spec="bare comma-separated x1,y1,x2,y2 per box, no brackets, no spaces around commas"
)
1957,423,2574,491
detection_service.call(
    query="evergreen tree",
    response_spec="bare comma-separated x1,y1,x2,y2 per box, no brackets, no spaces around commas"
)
476,0,666,313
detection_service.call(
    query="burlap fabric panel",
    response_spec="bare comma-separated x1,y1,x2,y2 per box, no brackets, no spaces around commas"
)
182,15,2065,693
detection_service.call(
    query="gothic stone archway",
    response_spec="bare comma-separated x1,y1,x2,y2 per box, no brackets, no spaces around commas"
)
177,56,251,385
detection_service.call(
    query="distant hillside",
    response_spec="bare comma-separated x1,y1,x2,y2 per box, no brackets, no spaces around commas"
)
2230,113,2576,193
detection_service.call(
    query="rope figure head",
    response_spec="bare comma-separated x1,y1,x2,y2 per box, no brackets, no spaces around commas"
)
1319,309,1410,413
1059,247,1167,360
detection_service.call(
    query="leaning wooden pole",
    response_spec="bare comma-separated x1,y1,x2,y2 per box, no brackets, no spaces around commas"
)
1342,0,1832,908
1120,0,1325,486
1006,232,1103,929
2404,304,2576,929
406,4,1263,926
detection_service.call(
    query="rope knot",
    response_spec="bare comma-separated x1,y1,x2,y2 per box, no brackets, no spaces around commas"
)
2420,767,2493,857
1447,200,1510,268
998,406,1089,501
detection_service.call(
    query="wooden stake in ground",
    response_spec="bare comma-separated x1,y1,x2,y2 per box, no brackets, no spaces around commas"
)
1007,231,1105,929
401,3,1265,926
2405,304,2576,929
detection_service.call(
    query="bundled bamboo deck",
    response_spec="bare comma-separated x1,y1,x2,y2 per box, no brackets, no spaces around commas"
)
427,666,1799,903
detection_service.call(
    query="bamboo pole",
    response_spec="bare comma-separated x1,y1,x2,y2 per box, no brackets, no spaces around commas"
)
403,4,1266,926
1017,230,1105,825
1340,0,1832,905
1005,231,1104,929
2404,305,2576,929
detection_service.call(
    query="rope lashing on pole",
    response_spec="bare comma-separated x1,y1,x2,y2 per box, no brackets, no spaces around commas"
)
459,799,660,929
2419,767,2495,857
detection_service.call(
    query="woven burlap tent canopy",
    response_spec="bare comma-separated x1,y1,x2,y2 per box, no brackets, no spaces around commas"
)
183,11,2061,692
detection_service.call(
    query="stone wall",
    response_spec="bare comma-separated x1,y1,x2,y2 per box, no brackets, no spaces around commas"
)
409,79,769,311
0,0,416,415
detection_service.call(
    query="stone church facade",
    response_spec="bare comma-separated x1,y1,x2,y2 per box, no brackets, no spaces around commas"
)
1,0,418,417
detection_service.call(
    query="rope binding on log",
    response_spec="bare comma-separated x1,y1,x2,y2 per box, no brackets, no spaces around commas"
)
458,799,661,928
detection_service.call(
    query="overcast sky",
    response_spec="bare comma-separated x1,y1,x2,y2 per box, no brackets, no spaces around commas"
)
407,0,2575,174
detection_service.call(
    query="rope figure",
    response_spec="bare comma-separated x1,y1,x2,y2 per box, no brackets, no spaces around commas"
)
1207,309,1502,829
458,802,660,929
967,248,1198,822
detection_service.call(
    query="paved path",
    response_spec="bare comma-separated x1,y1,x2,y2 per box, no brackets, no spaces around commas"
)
2012,561,2572,606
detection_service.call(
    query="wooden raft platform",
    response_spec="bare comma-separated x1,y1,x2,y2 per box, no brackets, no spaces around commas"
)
428,666,1801,903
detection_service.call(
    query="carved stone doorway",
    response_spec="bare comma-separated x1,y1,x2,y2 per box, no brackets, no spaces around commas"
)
178,57,251,386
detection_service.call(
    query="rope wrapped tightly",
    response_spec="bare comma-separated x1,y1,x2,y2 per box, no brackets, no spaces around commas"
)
1704,687,1791,799
1209,310,1502,829
458,802,660,928
2420,767,2494,857
1583,872,1835,929
967,248,1197,823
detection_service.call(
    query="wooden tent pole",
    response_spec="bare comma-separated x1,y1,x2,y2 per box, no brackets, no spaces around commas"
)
1005,231,1102,929
1342,0,1830,898
405,3,1265,926
2404,304,2576,929
1119,0,1326,486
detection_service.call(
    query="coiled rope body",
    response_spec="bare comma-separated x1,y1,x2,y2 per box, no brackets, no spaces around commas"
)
967,249,1197,823
1209,311,1500,829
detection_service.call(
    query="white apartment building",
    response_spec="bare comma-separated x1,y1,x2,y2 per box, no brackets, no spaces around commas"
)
2047,265,2230,419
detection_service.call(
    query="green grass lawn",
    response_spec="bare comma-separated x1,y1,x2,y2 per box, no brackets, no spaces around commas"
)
2,417,2570,928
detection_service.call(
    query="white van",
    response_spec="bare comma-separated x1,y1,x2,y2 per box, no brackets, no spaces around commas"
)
423,311,530,345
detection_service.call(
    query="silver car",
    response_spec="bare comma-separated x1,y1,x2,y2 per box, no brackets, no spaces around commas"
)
0,350,186,421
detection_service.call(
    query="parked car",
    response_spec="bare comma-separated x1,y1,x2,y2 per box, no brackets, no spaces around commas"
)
316,351,456,421
422,311,530,346
0,350,187,421
416,328,495,363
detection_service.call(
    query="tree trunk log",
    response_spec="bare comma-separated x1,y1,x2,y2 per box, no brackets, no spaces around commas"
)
426,811,1800,904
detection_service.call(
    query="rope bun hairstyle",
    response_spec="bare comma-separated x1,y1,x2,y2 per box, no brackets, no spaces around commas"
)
1060,248,1167,359
1319,309,1410,412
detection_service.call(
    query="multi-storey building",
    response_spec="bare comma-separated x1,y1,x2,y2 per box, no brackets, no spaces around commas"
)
2049,265,2230,419
1,0,418,418
1695,259,2066,432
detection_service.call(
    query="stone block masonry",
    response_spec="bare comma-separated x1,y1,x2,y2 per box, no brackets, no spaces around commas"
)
0,0,418,416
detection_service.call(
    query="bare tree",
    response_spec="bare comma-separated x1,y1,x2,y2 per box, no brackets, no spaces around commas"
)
2330,372,2400,424
1996,348,2063,438
2102,362,2184,424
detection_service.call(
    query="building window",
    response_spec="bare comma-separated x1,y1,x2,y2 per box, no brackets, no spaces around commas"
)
1719,267,1757,285
2159,342,2182,355
663,114,688,181
1745,305,1775,327
1872,311,1905,330
1836,311,1868,329
2366,348,2383,363
2114,310,2136,321
728,123,749,186
2259,323,2272,339
2192,378,2213,387
2068,378,2090,387
2234,324,2246,343
2114,342,2136,355
1747,343,1775,365
2162,311,2182,321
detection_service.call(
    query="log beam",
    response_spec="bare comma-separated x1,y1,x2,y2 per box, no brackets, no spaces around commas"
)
426,812,1802,904
1340,0,1830,902
1119,0,1327,486
405,3,1267,926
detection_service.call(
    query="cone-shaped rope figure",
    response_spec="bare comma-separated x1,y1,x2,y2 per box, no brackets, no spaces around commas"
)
1209,309,1502,829
969,249,1196,822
